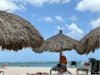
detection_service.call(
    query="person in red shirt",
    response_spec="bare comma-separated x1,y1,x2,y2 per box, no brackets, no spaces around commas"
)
57,51,67,67
59,51,67,65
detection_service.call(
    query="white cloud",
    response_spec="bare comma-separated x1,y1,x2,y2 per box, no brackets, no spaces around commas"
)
13,0,28,5
0,0,20,11
66,23,84,39
76,0,100,13
38,17,53,22
0,0,71,11
38,16,65,23
49,0,70,4
90,17,100,28
0,0,26,12
56,23,84,39
55,16,64,22
57,26,65,30
14,0,71,7
44,17,53,22
67,23,83,34
27,0,47,7
27,0,71,7
61,0,70,4
70,16,79,22
18,4,26,10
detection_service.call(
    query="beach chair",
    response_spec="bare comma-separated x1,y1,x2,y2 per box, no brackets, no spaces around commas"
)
76,68,88,75
84,62,91,71
76,62,89,75
70,61,77,68
50,64,72,75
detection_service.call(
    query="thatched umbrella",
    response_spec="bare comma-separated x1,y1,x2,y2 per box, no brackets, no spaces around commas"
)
34,30,78,53
0,10,43,51
75,27,100,54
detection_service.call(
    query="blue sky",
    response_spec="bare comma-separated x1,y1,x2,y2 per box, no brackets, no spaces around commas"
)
0,0,100,62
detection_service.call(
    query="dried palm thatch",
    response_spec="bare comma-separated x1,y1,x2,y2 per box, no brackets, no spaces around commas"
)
75,27,100,54
34,30,78,53
0,10,43,51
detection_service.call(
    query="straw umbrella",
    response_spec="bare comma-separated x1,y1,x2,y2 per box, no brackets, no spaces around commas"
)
0,10,43,51
34,30,78,53
75,27,100,54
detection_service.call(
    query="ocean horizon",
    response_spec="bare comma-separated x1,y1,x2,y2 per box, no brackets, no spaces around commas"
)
0,61,83,67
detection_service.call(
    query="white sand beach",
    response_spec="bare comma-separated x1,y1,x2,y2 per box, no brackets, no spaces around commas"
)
0,67,91,75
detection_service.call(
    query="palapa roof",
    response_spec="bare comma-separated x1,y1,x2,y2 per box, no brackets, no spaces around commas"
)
75,27,100,54
34,30,78,53
0,10,43,51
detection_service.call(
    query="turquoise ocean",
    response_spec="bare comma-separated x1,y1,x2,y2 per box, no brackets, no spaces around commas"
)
0,61,82,67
